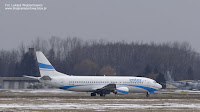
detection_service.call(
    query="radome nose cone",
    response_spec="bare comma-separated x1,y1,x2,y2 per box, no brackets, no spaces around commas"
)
158,84,162,89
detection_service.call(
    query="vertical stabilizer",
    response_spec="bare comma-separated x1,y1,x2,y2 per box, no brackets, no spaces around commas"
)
167,71,173,82
36,51,66,77
36,51,55,71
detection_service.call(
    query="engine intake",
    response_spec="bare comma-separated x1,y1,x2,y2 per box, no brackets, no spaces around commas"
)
116,87,129,94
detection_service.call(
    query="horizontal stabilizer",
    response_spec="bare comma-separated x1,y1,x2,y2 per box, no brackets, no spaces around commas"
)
23,75,40,80
167,71,174,82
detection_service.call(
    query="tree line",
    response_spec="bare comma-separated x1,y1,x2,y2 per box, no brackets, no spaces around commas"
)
0,37,200,83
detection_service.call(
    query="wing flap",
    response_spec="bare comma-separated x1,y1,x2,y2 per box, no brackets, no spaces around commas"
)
95,84,116,93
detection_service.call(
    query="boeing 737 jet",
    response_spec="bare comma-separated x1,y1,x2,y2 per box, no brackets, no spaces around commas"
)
25,51,162,97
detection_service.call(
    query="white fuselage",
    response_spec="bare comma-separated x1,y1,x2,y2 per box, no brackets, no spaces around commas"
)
35,51,162,95
40,76,162,94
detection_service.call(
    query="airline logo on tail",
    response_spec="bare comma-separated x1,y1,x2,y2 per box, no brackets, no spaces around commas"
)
38,62,54,69
36,51,55,71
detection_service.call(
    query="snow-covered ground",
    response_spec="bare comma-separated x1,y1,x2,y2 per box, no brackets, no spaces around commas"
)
0,89,200,111
0,98,200,111
0,101,200,110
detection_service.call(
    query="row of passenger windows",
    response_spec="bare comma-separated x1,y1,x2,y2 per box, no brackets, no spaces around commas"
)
69,81,143,84
69,81,109,83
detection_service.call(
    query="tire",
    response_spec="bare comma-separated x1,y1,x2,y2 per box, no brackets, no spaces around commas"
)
146,92,150,97
100,93,105,97
91,93,96,96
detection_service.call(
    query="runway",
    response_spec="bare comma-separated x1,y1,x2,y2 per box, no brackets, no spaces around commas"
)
0,89,200,112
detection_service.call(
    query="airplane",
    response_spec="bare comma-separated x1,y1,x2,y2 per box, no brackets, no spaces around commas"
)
25,51,162,97
166,71,200,90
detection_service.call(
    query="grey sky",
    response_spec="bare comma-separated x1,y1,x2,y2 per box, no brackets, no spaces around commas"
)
1,0,200,52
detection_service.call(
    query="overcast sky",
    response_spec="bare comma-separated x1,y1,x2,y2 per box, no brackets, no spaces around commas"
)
0,0,200,52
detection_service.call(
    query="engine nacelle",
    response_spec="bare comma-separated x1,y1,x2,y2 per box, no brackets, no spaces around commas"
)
116,87,129,94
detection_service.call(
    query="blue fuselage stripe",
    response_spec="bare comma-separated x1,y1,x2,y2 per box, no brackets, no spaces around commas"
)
38,62,54,69
60,85,83,89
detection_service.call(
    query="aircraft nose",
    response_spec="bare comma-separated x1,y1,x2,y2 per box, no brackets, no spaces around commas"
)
157,83,162,90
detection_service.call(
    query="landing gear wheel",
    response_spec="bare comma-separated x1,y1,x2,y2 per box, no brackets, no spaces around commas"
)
100,93,106,97
146,92,150,97
91,93,96,96
113,90,117,94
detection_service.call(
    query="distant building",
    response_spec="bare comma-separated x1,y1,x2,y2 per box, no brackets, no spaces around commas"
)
0,77,40,89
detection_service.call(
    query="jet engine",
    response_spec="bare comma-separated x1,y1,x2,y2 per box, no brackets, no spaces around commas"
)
116,87,129,94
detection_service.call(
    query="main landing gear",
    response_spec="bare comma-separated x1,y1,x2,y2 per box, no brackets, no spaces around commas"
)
91,92,106,97
91,92,96,96
100,93,106,97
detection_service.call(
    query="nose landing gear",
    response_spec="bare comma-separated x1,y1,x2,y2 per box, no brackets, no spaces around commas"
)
146,92,150,97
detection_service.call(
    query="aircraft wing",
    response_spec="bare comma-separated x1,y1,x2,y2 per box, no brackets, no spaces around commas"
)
94,84,116,94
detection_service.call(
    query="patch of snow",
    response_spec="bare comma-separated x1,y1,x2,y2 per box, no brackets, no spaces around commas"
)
0,102,200,110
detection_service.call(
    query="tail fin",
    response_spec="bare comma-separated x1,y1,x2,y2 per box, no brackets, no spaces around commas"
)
167,71,173,82
36,51,67,77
